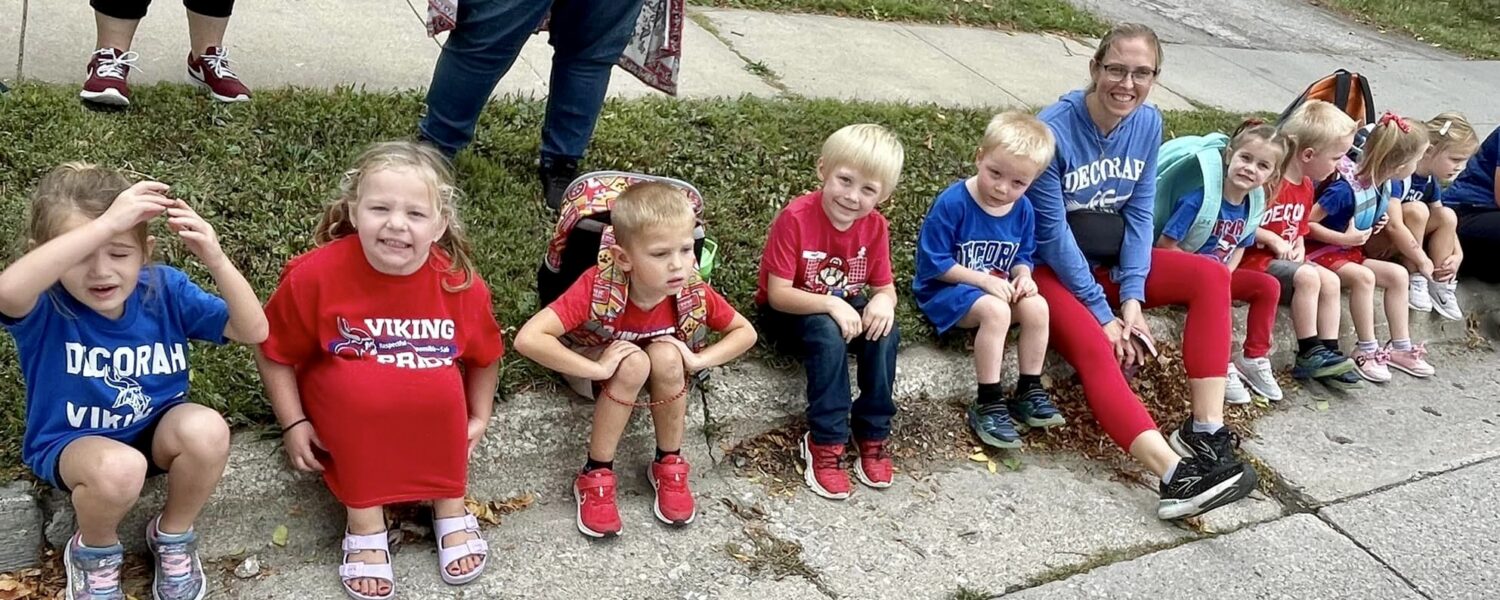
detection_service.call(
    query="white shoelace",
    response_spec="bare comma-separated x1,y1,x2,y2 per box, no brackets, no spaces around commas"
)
201,49,240,80
93,50,140,80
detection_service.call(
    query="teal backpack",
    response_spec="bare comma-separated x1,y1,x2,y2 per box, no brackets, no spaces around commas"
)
1153,133,1267,252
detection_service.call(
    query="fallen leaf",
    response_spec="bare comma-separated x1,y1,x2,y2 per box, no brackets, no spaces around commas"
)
1315,400,1330,412
968,451,989,463
1002,457,1022,471
271,525,289,547
986,460,997,474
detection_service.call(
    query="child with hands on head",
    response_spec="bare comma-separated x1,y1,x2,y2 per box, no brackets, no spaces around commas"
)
514,182,756,538
914,111,1061,450
0,164,267,600
255,142,503,600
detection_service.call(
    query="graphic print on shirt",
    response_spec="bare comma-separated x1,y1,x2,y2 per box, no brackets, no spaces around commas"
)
1209,219,1246,262
801,248,868,297
1063,157,1147,210
62,341,188,430
327,315,457,369
957,240,1020,279
1261,201,1306,242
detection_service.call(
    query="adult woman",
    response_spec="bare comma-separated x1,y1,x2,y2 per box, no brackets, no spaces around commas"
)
81,0,251,106
1443,125,1500,282
1027,23,1256,519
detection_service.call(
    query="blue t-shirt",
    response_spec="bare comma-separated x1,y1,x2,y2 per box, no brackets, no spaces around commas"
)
1444,126,1499,210
1162,189,1254,264
913,180,1036,304
0,265,229,480
1391,173,1441,204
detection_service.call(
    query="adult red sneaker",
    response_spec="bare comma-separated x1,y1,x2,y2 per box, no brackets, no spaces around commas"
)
573,468,622,538
187,47,251,103
854,438,894,489
80,48,137,107
799,433,850,500
647,455,696,526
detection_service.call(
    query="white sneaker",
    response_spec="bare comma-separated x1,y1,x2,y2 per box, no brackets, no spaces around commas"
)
1232,353,1283,402
1408,274,1433,312
1429,278,1462,321
1223,363,1252,405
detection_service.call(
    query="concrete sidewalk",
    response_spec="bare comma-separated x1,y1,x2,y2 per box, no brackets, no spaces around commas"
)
3,1,1498,133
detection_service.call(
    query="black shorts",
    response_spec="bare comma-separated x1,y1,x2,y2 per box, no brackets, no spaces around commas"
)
51,408,171,493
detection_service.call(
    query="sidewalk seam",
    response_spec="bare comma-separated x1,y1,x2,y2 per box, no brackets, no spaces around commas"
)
899,24,1028,108
15,0,27,80
1315,513,1436,600
1313,453,1500,509
687,10,789,95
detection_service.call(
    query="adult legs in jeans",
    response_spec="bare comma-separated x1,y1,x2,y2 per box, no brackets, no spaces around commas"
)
542,0,647,164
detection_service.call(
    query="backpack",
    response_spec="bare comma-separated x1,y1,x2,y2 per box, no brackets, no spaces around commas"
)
1153,133,1268,252
536,171,718,351
1326,156,1391,232
1278,69,1377,126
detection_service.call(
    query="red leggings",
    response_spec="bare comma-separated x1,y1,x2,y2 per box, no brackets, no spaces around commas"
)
1035,249,1232,450
1231,268,1280,359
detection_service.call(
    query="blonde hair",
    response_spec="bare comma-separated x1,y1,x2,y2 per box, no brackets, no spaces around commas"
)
611,181,695,247
1086,23,1163,93
26,163,146,252
1358,114,1429,182
316,141,478,291
978,111,1056,174
819,124,905,196
1228,120,1294,197
1424,111,1481,156
1279,100,1360,156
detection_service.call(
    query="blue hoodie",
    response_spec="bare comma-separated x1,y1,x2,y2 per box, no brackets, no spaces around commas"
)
1443,126,1499,211
1030,90,1163,324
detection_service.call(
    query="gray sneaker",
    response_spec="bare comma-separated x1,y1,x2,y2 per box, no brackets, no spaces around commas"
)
1429,278,1463,321
64,533,125,600
145,517,206,600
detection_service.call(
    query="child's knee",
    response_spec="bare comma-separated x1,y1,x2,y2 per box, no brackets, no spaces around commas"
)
74,448,148,502
1432,205,1458,228
646,343,686,387
1293,265,1321,291
168,406,230,458
614,350,652,387
1404,201,1431,224
1344,264,1376,288
971,296,1011,328
801,315,849,356
1016,294,1049,324
1316,265,1340,289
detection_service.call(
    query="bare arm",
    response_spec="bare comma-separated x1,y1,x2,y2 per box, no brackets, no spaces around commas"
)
253,350,306,428
513,308,614,380
766,275,839,316
1227,247,1245,270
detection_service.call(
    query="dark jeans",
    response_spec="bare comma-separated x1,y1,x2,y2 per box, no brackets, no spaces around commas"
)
92,0,234,20
1457,206,1500,283
419,0,646,160
760,297,899,446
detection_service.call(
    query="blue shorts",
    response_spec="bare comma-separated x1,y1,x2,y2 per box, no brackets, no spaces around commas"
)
916,284,987,335
35,403,177,492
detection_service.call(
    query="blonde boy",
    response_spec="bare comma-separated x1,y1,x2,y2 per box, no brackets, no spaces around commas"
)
913,111,1058,449
755,124,902,500
515,182,757,538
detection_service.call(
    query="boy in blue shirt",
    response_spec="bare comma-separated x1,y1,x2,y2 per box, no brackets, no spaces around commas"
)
915,111,1060,449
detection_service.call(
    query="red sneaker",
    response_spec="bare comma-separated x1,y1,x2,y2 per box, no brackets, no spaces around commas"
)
80,48,137,107
799,433,850,500
573,468,622,538
187,47,251,103
854,438,894,489
647,455,696,526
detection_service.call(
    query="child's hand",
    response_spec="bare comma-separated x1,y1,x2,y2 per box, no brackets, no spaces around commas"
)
827,297,863,341
1270,238,1293,259
1011,275,1038,299
1287,240,1306,262
980,275,1014,303
100,181,174,234
1435,254,1462,281
651,336,709,372
466,415,488,458
1415,255,1436,281
283,420,327,473
166,200,228,269
592,340,644,381
1372,214,1390,235
1342,220,1373,247
861,294,895,341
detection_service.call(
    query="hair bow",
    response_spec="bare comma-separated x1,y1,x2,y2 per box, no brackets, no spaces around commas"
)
1377,111,1410,133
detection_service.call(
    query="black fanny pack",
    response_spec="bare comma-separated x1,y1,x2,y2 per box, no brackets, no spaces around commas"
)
1067,209,1126,267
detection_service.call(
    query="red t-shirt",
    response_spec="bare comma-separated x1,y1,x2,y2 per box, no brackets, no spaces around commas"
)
754,190,894,305
261,236,503,508
1242,177,1315,272
549,265,738,346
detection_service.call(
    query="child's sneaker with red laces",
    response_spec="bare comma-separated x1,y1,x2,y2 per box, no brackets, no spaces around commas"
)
647,454,696,526
187,47,251,103
799,433,850,500
1385,342,1435,378
80,48,138,107
853,438,893,489
573,468,622,538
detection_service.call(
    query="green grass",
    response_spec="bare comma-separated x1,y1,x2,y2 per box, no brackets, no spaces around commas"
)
1315,0,1500,58
0,83,1245,472
690,0,1108,36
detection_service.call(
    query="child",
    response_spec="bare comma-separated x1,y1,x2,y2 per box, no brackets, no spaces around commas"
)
914,111,1059,449
1307,112,1434,382
1241,100,1361,390
0,164,267,600
1157,121,1293,403
757,123,903,501
514,182,756,537
256,142,502,599
1364,112,1481,320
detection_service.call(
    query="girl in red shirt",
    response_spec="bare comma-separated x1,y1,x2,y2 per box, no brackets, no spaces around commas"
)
256,142,503,600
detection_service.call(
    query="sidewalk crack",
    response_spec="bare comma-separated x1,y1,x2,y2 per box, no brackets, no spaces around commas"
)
899,23,1027,108
1316,513,1436,600
688,10,788,94
16,0,28,80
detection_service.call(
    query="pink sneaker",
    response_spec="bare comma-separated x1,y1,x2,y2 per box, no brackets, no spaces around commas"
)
1351,346,1392,383
80,48,138,106
187,47,251,103
1384,342,1435,378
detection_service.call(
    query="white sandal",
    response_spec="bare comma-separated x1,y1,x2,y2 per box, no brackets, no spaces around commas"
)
339,530,395,600
433,512,488,586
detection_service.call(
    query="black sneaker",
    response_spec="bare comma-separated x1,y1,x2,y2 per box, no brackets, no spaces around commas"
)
967,400,1022,449
539,157,579,212
1166,418,1240,466
1317,368,1365,391
1157,455,1258,520
1009,386,1066,429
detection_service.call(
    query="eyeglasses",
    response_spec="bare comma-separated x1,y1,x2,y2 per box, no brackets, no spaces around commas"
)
1099,63,1158,85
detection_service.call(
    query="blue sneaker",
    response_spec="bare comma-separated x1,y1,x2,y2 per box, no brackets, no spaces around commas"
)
145,517,206,600
1292,345,1355,380
968,400,1022,449
64,533,125,600
1010,386,1066,429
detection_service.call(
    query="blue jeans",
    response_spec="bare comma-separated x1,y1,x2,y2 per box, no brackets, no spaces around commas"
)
419,0,646,159
760,298,899,445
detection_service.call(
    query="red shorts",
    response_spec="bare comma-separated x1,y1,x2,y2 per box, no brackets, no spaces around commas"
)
1307,245,1365,271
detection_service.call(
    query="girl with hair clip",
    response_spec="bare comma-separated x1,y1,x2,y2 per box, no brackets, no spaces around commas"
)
1307,112,1433,383
255,141,503,599
1364,112,1482,320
